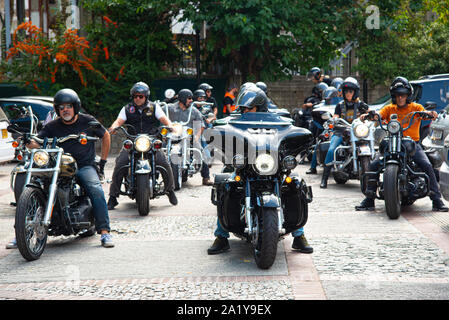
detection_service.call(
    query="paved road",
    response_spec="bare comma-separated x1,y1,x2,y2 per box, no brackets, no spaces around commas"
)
0,157,448,300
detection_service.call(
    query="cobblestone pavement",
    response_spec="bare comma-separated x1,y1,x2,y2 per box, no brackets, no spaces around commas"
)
0,157,448,300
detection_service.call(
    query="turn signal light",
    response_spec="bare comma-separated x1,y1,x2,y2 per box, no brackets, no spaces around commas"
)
17,154,23,161
328,123,334,129
285,176,292,184
153,139,163,149
161,128,168,136
12,141,19,148
324,133,329,138
187,128,193,136
80,138,88,145
123,140,133,149
235,175,241,182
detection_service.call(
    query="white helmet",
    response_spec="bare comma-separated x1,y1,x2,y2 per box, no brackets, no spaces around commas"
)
164,88,175,99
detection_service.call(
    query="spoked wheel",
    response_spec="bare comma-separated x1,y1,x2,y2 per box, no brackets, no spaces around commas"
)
252,207,279,270
15,187,48,261
384,164,401,219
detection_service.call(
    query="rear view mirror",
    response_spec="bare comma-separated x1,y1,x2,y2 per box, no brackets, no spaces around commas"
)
7,123,20,133
424,101,437,110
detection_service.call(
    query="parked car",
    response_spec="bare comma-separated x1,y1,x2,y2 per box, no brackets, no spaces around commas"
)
0,107,16,163
0,97,53,132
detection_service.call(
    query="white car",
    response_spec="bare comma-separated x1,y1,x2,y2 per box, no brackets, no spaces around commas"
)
0,108,15,163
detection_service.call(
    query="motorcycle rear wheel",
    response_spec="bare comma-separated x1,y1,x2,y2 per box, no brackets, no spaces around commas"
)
384,164,401,219
253,207,279,270
136,174,150,216
15,187,48,261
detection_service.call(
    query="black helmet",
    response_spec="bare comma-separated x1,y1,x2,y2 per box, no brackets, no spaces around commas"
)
255,81,267,93
312,82,328,100
307,67,322,81
323,86,338,100
130,81,150,98
235,86,268,112
178,89,193,105
53,88,81,116
198,83,213,91
341,77,360,101
390,76,413,104
193,89,207,101
331,77,344,90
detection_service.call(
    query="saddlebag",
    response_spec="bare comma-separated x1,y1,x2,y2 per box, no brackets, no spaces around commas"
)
281,177,311,233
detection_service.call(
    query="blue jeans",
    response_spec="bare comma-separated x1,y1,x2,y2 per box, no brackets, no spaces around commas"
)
324,135,343,165
76,165,110,233
214,219,304,238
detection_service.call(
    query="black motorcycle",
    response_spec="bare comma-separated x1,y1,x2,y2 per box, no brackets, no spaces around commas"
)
15,123,101,261
209,112,313,269
114,125,169,216
362,111,440,219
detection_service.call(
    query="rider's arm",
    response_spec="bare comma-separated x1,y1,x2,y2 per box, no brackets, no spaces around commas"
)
100,129,110,161
26,139,41,149
108,118,125,133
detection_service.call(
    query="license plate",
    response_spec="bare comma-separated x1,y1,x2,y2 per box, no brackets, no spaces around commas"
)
431,130,443,140
1,129,7,139
359,145,371,154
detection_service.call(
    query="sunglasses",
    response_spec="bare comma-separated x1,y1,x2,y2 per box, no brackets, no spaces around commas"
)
133,95,145,99
58,104,73,110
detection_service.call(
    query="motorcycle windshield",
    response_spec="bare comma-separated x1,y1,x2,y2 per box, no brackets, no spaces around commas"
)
206,112,312,166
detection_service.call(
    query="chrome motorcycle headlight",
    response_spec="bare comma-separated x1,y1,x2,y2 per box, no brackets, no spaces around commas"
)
387,121,401,134
33,151,50,167
354,124,369,138
135,135,151,152
254,154,276,175
282,155,297,170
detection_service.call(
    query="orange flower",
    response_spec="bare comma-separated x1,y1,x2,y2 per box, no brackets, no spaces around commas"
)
103,47,109,60
55,52,69,63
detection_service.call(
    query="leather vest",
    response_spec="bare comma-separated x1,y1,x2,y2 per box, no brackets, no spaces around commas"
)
338,100,367,124
124,102,160,135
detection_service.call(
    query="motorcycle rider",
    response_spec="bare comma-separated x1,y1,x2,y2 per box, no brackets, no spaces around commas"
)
319,77,369,188
107,82,178,210
307,66,332,86
223,84,239,116
198,83,218,121
207,85,314,255
355,76,448,212
292,82,328,129
167,88,214,186
25,88,115,247
256,81,278,109
164,88,177,103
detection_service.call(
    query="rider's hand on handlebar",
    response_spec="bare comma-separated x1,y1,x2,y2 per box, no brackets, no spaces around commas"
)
108,127,118,134
428,111,438,121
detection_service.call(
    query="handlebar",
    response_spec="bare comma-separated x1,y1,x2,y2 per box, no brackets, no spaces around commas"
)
367,111,433,132
32,134,99,145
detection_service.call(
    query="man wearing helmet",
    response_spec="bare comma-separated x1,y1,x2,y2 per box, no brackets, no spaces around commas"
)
207,84,314,255
198,83,218,120
107,82,178,210
167,88,213,186
317,77,369,188
356,76,448,212
292,82,328,129
164,88,177,103
307,67,332,86
25,88,115,248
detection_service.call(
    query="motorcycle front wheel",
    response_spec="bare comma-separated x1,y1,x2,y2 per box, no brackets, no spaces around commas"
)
136,174,150,216
253,207,279,270
384,164,401,219
15,187,48,261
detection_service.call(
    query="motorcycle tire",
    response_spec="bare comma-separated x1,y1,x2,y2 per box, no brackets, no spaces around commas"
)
384,164,401,219
13,172,27,203
15,187,48,261
333,173,348,185
253,207,279,270
136,174,150,216
359,156,371,193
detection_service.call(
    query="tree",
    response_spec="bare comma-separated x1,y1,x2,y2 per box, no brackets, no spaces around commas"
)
170,0,352,82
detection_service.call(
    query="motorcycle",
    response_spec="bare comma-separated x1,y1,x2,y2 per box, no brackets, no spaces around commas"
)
113,124,170,216
14,123,101,261
161,101,209,190
209,112,313,269
316,116,376,190
361,111,440,219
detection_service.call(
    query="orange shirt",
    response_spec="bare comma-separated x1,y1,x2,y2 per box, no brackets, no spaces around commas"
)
379,102,425,141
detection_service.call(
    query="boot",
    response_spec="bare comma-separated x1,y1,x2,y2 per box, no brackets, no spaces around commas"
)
432,198,448,212
207,236,230,255
355,197,375,211
107,196,118,210
167,191,178,205
306,167,317,174
320,166,331,189
202,178,214,186
292,234,313,253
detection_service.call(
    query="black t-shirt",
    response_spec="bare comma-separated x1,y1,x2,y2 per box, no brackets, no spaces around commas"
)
206,96,218,112
38,114,106,169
